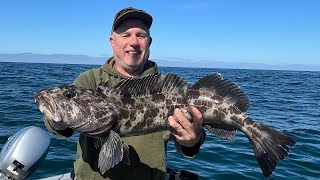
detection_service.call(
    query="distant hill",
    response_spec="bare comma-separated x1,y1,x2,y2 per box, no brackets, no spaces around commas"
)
0,53,319,71
155,58,320,71
0,53,106,65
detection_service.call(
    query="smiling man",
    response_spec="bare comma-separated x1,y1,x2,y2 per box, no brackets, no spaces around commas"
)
111,19,151,77
44,7,205,180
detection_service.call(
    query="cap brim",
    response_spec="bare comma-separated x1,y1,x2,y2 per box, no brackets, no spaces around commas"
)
113,10,153,31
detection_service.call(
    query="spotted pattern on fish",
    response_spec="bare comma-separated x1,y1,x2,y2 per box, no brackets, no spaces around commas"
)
34,73,295,178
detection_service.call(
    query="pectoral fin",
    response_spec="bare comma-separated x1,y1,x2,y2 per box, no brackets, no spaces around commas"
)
122,142,130,165
98,130,124,174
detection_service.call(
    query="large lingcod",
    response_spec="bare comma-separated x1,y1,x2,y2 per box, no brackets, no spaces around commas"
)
34,73,295,178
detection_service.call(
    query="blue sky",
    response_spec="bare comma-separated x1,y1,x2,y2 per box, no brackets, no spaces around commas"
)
0,0,319,65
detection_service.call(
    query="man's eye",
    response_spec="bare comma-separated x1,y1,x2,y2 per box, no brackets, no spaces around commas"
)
121,33,130,38
137,33,147,38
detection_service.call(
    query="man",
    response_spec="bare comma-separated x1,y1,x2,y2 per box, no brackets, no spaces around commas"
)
44,7,205,180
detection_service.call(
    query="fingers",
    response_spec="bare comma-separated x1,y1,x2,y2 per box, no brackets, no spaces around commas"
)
168,106,204,147
174,106,203,130
186,106,203,129
168,106,203,134
168,115,184,137
173,108,191,130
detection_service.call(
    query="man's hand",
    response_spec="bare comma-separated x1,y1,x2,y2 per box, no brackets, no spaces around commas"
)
168,106,203,147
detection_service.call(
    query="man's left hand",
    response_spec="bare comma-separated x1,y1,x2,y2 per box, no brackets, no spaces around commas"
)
168,106,203,147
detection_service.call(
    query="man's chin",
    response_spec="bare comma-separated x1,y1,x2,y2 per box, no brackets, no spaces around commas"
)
125,65,140,71
124,63,146,74
125,60,145,67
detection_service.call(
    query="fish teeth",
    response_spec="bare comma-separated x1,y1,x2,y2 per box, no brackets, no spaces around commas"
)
39,105,55,120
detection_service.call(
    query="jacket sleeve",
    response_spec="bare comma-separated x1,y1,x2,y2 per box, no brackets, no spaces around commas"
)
167,129,206,158
179,129,206,157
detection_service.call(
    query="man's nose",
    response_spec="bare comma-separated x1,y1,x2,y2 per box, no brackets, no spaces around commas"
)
129,36,139,46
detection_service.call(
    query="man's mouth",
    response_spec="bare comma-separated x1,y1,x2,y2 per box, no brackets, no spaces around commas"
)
127,50,141,56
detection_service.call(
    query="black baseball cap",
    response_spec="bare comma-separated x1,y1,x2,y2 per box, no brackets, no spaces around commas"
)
112,7,153,32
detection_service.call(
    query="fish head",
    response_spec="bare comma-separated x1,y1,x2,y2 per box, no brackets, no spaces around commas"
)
34,84,101,126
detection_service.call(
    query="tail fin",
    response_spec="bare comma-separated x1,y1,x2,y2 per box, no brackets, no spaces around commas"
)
248,121,296,178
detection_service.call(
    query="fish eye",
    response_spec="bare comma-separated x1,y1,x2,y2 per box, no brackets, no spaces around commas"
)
63,89,76,99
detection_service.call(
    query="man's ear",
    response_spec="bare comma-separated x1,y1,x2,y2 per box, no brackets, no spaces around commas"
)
110,36,114,47
149,37,152,46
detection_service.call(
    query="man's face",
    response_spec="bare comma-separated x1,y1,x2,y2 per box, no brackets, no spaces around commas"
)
110,19,151,76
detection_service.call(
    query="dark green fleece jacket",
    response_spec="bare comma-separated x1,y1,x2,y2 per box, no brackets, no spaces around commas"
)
44,57,205,180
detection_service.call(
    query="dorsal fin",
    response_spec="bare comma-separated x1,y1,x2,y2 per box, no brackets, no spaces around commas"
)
108,73,188,97
192,73,250,112
97,80,112,94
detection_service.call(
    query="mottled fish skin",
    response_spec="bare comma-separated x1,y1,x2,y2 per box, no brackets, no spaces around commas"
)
35,86,118,136
34,73,295,178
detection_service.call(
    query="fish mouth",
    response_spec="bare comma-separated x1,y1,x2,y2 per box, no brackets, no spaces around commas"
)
34,90,57,121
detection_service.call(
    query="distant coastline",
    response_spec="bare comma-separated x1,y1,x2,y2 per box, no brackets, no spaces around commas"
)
1,53,319,71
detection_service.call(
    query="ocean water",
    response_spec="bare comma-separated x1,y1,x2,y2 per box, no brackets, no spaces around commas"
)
0,62,319,180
